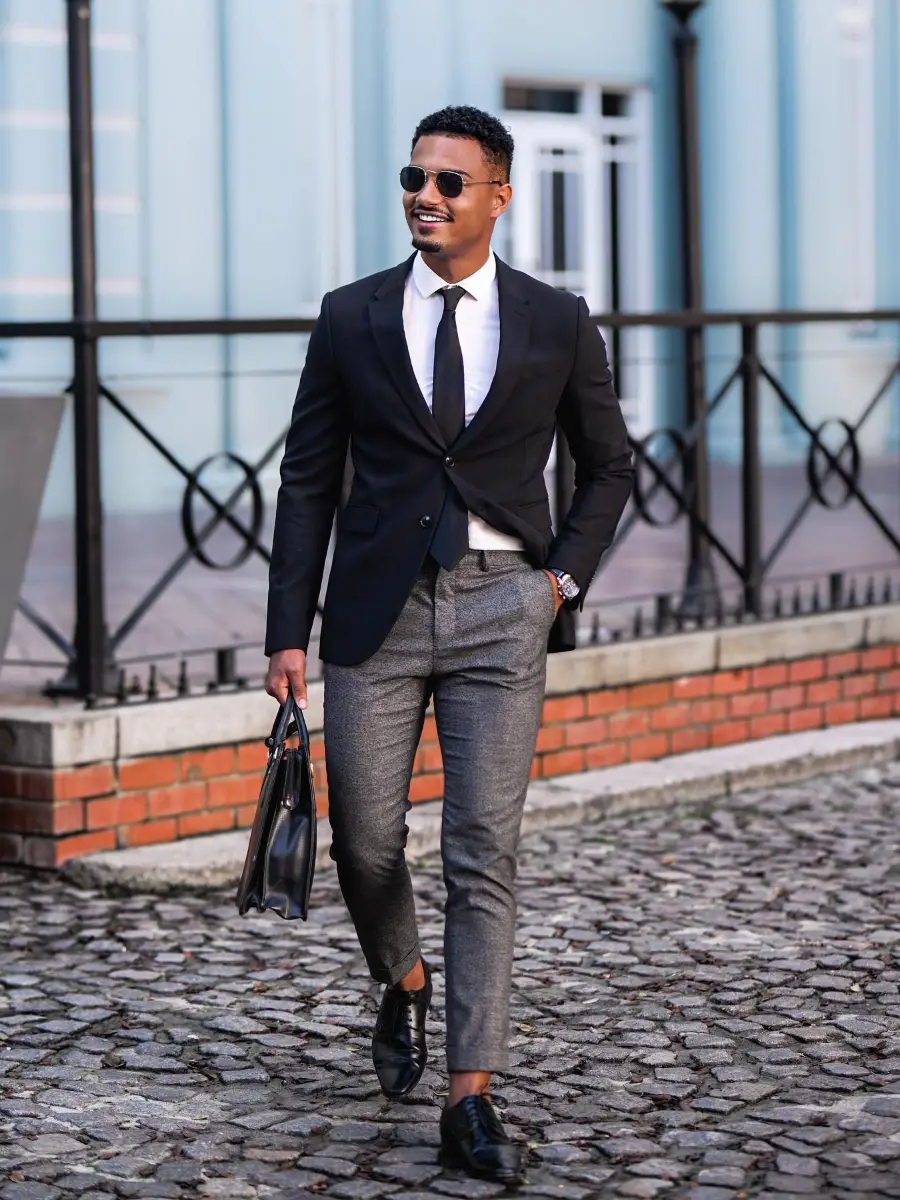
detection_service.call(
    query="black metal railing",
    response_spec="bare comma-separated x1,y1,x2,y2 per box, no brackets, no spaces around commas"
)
2,306,899,706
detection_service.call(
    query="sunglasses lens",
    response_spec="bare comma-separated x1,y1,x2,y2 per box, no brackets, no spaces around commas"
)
436,172,464,199
400,166,426,192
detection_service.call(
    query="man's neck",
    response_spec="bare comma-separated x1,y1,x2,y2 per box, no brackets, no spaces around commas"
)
419,246,492,285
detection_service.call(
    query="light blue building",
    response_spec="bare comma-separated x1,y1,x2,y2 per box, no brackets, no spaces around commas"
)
1,0,898,518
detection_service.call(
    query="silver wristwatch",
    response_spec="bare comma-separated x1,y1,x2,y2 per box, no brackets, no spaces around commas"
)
549,569,580,603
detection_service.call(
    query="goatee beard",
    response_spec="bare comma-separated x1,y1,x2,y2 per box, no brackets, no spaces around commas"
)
412,234,443,254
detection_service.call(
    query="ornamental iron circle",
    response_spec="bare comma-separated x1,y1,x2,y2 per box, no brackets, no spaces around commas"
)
806,419,860,510
632,428,692,527
181,452,264,570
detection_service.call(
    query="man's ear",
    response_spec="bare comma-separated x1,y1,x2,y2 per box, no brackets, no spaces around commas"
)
493,183,512,220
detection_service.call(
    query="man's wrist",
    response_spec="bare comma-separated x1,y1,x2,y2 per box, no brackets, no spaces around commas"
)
548,569,580,604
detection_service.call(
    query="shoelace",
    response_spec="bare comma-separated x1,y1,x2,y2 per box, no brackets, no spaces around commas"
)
464,1092,509,1139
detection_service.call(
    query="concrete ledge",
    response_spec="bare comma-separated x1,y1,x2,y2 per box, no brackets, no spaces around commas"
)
544,603,898,695
0,684,326,767
546,629,716,694
0,706,117,769
715,611,866,671
115,687,325,759
61,719,900,894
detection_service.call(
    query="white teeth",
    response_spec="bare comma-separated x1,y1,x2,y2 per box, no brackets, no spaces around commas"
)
417,213,446,223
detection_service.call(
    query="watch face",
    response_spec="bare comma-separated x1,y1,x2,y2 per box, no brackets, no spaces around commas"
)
560,577,579,600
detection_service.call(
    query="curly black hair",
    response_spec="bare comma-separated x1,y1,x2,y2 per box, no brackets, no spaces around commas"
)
412,105,514,182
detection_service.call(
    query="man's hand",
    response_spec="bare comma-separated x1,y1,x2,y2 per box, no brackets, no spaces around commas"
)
543,570,565,615
265,648,308,708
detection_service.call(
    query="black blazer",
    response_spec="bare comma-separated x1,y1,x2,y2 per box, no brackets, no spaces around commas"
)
266,255,634,666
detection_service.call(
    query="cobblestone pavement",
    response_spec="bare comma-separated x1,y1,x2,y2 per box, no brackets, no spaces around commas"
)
5,764,900,1199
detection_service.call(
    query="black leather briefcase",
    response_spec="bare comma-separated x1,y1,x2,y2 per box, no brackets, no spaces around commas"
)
235,693,317,921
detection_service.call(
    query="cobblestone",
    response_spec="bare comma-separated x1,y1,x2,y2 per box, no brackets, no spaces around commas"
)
4,763,900,1196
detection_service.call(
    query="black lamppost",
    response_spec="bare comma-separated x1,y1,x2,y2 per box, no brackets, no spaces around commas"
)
660,0,717,616
66,0,109,698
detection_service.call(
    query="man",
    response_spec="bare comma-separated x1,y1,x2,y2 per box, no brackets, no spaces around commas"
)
265,105,633,1184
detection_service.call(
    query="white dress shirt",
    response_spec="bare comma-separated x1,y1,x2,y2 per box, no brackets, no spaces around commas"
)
402,251,525,552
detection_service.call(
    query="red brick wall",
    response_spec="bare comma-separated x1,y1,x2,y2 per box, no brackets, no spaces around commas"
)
2,644,899,869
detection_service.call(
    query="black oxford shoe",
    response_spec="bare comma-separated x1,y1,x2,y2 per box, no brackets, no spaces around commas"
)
371,960,432,1099
439,1093,524,1185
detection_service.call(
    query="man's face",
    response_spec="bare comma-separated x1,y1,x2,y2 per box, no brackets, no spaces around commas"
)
403,134,511,258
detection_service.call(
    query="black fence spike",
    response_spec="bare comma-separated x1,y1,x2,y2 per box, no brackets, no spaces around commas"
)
655,594,671,634
116,669,127,705
773,588,783,618
147,664,158,701
674,606,685,632
811,582,821,613
848,577,858,607
865,575,876,605
177,659,189,696
714,594,725,626
129,673,142,696
633,607,643,638
590,611,600,645
216,647,237,688
792,586,803,615
883,576,893,604
829,571,844,611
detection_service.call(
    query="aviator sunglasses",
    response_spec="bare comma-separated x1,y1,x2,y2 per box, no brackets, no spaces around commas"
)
400,165,503,200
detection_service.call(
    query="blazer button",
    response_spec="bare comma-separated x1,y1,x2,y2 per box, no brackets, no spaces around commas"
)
444,455,454,467
419,515,433,529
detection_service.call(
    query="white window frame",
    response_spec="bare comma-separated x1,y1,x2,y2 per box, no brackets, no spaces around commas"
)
501,82,656,435
837,0,876,311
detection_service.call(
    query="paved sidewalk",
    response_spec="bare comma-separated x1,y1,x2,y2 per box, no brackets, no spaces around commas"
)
4,761,900,1199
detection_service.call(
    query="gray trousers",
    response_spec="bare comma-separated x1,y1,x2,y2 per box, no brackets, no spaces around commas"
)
323,551,555,1072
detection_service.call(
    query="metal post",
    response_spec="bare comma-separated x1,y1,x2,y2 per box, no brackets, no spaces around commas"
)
67,0,109,699
663,1,717,617
740,323,762,617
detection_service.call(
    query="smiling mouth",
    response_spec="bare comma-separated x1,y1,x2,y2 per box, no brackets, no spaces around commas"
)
413,210,451,225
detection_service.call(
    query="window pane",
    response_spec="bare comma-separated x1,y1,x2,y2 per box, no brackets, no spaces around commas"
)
601,90,629,117
503,85,580,113
537,148,584,291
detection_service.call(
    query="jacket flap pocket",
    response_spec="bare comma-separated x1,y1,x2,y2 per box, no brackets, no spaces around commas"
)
341,503,379,534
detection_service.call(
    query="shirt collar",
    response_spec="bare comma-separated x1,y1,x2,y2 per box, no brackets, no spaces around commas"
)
411,250,497,303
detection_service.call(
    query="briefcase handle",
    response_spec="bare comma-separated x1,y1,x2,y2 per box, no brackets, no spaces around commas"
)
265,689,310,755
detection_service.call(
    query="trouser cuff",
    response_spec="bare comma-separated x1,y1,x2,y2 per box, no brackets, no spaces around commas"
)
367,942,423,987
446,1047,508,1073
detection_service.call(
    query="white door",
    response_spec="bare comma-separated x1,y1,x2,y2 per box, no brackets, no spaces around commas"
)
499,116,606,314
500,97,656,438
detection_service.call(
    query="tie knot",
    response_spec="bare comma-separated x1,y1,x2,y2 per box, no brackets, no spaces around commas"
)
441,286,466,313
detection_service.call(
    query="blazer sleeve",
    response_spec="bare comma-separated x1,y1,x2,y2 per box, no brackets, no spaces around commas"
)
265,293,350,655
545,295,634,597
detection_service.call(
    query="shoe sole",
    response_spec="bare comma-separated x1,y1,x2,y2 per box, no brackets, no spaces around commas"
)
439,1145,524,1186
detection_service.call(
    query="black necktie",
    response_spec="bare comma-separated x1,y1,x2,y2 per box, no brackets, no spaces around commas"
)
431,286,466,444
428,286,469,570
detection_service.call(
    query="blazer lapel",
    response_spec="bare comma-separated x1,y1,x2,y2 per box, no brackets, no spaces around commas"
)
367,256,444,447
454,257,531,451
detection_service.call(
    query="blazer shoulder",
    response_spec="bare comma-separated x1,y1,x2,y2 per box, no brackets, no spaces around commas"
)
325,259,412,310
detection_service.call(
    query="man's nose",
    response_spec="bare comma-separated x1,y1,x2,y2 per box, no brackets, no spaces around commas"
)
417,174,443,205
